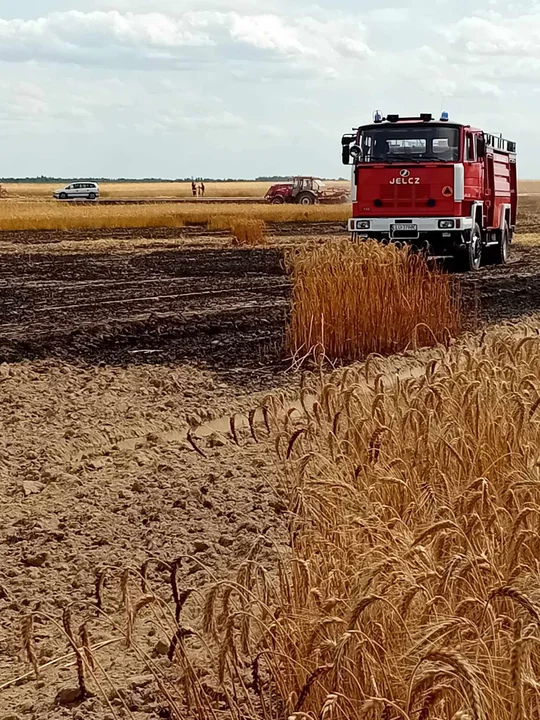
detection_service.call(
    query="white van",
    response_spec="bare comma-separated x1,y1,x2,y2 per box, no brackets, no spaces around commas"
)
53,182,100,200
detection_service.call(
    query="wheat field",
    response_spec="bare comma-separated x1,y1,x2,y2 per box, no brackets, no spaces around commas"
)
173,321,540,720
0,200,350,231
2,181,275,200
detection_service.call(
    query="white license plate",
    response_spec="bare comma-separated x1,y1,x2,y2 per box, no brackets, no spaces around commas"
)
391,224,418,232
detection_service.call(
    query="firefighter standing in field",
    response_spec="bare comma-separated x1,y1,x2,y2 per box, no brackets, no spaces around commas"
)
199,181,205,197
191,180,197,197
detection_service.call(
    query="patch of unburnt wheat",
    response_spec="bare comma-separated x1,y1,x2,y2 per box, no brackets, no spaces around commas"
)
412,520,462,548
347,595,383,630
368,427,388,464
487,586,540,624
529,396,540,419
411,618,473,655
414,650,484,720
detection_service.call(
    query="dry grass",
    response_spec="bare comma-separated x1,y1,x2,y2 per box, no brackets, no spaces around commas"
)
0,200,350,232
286,240,462,362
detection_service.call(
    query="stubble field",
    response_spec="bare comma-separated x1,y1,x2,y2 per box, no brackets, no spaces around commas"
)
2,182,540,719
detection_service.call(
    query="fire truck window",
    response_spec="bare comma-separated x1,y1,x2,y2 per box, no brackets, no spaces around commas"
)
466,134,477,162
358,126,460,163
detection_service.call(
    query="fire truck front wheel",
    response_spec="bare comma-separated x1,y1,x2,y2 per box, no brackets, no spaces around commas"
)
457,223,483,272
490,223,510,265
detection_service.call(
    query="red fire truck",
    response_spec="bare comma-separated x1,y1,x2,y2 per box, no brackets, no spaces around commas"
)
341,112,517,270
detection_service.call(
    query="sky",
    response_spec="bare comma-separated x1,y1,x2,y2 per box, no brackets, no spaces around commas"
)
0,0,538,178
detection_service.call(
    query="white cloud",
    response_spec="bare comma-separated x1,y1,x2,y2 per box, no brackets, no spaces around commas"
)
335,37,372,60
0,9,374,72
445,12,540,57
1,1,540,177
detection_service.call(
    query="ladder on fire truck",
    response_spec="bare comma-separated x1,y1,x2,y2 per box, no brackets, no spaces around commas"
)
484,133,516,154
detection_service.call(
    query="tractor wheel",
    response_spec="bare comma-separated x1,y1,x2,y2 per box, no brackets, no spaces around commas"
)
296,192,315,206
271,196,285,204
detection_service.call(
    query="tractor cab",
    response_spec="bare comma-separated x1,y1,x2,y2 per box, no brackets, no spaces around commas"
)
292,177,324,194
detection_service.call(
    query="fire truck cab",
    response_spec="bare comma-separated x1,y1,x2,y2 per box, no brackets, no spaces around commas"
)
342,113,517,271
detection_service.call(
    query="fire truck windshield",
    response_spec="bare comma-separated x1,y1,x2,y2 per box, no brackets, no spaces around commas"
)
358,125,460,163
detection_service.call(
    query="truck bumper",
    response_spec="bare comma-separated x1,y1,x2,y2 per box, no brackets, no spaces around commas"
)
348,217,474,236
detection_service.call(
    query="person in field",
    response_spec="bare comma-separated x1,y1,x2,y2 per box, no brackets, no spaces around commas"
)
192,180,197,197
200,182,205,197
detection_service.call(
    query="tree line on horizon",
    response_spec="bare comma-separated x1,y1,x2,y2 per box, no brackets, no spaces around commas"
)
0,175,347,184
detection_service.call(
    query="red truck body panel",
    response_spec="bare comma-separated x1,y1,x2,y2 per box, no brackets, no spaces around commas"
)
354,166,458,217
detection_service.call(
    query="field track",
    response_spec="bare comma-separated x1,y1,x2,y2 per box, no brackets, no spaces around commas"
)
0,221,346,245
59,196,268,205
0,224,540,376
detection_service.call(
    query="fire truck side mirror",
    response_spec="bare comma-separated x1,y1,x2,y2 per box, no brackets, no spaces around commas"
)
341,136,351,165
341,134,355,165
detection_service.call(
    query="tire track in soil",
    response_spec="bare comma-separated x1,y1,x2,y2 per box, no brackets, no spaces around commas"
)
0,240,539,380
0,247,290,385
0,221,346,246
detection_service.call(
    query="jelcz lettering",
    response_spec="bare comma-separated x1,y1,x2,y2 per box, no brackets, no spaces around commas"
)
389,178,421,185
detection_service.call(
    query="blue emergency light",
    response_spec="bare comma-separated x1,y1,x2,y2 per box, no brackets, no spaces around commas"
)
440,112,449,122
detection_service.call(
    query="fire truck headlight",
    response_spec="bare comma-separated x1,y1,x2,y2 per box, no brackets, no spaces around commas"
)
438,219,455,229
355,220,371,230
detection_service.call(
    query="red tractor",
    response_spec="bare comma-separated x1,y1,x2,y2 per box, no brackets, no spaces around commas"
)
265,176,349,205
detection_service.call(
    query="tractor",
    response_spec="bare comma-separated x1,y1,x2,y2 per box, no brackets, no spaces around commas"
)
265,176,349,205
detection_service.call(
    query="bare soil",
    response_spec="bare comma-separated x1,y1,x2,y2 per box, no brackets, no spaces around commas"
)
1,224,540,719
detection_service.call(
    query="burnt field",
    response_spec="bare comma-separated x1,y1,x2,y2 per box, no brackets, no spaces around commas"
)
0,226,539,379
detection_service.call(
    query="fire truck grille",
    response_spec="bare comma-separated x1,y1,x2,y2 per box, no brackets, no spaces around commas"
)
380,184,431,208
